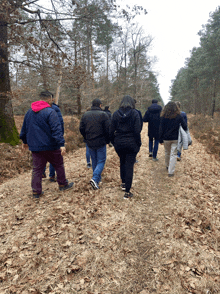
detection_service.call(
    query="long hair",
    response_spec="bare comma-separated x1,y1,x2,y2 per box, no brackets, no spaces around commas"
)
119,95,135,109
161,101,180,119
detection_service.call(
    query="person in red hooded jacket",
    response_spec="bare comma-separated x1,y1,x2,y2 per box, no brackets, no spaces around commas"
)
20,91,73,198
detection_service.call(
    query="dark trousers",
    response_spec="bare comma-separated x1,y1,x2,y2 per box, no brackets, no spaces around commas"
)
115,148,137,193
32,149,68,194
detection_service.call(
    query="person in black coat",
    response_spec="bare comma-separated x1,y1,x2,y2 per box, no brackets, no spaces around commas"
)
104,106,112,119
143,99,162,161
110,95,142,199
159,101,187,177
79,99,110,190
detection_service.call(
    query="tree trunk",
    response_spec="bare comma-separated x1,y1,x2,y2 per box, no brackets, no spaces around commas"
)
0,20,19,145
211,79,216,117
77,85,81,115
54,58,63,105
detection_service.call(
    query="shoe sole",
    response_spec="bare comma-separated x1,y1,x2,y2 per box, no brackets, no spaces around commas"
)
90,179,99,190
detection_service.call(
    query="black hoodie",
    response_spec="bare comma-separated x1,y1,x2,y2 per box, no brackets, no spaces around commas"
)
110,107,142,152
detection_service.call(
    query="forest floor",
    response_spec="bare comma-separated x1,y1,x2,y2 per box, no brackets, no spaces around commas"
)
0,119,220,294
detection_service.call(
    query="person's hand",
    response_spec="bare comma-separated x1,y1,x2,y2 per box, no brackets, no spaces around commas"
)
22,143,29,150
60,146,66,156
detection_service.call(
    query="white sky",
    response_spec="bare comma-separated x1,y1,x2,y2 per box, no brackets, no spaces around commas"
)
127,0,220,104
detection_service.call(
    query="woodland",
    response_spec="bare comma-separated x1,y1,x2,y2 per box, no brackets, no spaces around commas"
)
0,0,162,145
1,2,220,294
170,6,220,117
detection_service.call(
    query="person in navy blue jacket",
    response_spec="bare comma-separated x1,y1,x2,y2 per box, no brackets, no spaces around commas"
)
110,95,142,199
20,91,73,198
42,91,65,181
143,99,162,161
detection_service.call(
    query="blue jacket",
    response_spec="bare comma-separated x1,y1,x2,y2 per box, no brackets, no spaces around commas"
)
52,103,64,135
20,101,65,152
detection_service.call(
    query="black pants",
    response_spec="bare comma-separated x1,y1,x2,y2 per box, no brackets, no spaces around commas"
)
115,148,137,193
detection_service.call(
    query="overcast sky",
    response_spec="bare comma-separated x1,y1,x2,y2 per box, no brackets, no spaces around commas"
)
127,0,220,104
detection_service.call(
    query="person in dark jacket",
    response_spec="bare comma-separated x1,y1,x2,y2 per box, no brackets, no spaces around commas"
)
143,99,162,161
159,101,187,177
104,106,112,119
79,98,110,190
176,101,188,161
42,91,65,181
20,91,73,198
110,95,142,199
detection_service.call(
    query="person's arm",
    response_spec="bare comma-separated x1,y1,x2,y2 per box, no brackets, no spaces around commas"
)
109,113,117,144
159,117,164,144
143,110,149,122
133,111,142,147
103,113,110,144
79,115,86,139
48,110,65,147
180,115,187,131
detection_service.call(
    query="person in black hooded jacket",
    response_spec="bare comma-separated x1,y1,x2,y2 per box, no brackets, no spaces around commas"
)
110,95,142,199
143,99,162,161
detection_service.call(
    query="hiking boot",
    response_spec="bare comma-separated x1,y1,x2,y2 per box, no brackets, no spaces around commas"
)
42,172,46,179
33,192,44,199
87,163,92,168
49,176,56,182
121,183,126,191
124,192,133,199
177,157,181,161
168,174,174,177
152,157,158,161
59,182,74,191
90,179,99,190
149,152,153,157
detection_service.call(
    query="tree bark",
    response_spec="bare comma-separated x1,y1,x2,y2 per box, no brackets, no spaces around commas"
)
0,20,19,145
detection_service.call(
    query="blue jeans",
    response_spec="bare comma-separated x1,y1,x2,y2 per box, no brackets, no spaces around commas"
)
89,145,106,184
149,137,159,158
86,144,91,164
177,151,181,158
44,163,56,177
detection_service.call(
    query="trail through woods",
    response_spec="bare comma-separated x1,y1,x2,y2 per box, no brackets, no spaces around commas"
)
1,124,220,294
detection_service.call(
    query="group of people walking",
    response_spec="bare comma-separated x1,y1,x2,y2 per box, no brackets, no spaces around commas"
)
20,92,188,199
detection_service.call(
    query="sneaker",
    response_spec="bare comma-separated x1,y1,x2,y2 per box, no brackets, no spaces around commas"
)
59,182,74,191
87,163,92,168
49,177,56,182
149,152,153,157
90,179,99,190
121,183,126,191
168,174,174,177
124,192,133,199
152,157,158,161
135,160,139,163
177,157,181,161
42,172,46,179
33,192,44,199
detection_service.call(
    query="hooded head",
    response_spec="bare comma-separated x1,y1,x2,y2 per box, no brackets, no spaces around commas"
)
152,99,158,104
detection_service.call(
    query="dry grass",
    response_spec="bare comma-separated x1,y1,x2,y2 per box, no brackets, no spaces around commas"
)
189,113,220,159
0,121,220,293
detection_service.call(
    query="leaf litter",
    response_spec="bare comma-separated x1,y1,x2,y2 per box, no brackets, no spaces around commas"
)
0,120,220,293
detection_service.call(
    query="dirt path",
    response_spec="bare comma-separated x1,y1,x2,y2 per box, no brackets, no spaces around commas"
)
0,124,220,294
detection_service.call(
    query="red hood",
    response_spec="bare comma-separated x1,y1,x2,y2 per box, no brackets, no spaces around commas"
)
31,101,51,112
